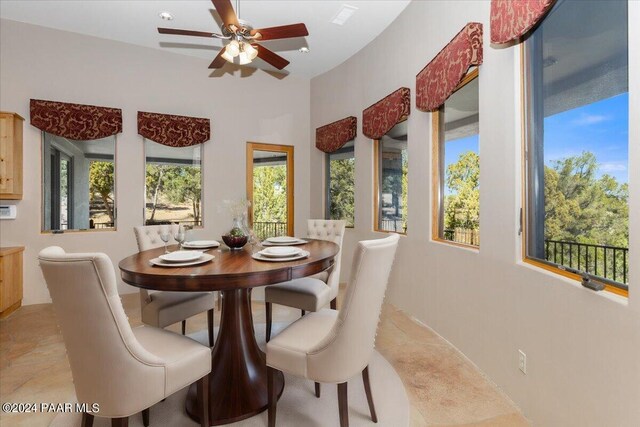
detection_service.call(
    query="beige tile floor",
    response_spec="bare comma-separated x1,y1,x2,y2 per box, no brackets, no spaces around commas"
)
0,290,530,427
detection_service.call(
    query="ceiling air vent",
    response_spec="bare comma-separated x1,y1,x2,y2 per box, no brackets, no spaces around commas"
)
331,4,358,26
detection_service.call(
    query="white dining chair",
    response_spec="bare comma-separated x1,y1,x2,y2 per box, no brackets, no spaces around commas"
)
264,219,346,342
134,225,216,346
266,234,400,427
38,246,211,427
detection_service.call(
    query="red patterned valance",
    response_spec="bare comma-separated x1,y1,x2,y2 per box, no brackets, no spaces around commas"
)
316,116,357,153
137,111,210,147
490,0,556,45
416,23,483,112
30,99,122,140
362,88,410,140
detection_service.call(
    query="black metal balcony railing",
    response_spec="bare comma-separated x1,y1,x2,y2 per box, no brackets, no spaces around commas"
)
545,240,628,285
253,221,288,241
381,219,407,233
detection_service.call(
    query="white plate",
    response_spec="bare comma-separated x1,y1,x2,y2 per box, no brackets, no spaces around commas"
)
266,236,300,243
182,240,220,249
150,253,214,267
252,251,309,262
260,246,302,258
159,251,203,263
262,239,307,246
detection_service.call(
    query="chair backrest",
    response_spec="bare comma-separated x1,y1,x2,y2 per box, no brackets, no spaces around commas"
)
307,219,346,298
307,234,400,383
133,224,180,251
38,247,165,417
133,224,179,301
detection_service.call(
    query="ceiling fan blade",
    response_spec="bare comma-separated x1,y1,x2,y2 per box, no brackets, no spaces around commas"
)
212,0,240,29
255,44,290,70
158,28,216,38
209,47,228,69
250,23,309,41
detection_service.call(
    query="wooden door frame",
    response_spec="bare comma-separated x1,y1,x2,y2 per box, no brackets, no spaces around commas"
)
246,142,294,237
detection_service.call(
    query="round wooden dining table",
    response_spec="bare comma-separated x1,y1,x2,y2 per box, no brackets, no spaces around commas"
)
118,239,339,426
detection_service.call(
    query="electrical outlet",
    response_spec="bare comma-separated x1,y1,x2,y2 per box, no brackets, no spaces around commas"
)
518,350,527,374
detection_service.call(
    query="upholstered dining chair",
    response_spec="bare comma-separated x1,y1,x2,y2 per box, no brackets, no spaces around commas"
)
38,247,211,427
264,219,346,342
266,233,400,427
134,225,215,347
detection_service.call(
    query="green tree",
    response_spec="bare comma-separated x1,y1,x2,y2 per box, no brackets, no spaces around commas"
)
162,166,202,223
544,151,628,247
89,161,115,223
253,165,287,223
145,164,165,221
329,157,355,226
444,151,480,230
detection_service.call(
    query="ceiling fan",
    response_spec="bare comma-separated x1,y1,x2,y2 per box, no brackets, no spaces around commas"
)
158,0,309,71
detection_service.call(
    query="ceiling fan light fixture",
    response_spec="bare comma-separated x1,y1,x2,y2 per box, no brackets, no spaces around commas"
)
238,51,251,65
227,39,240,57
221,49,235,63
244,43,258,60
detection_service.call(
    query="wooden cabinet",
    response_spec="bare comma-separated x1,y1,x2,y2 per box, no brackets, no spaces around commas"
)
0,112,24,200
0,246,24,318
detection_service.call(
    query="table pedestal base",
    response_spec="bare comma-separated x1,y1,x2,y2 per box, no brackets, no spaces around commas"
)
185,288,284,425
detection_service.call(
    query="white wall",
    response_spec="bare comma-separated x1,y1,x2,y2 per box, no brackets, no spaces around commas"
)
310,1,639,426
0,19,311,304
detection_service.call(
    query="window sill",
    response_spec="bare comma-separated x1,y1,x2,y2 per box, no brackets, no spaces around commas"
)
41,228,118,235
431,237,479,253
520,258,629,299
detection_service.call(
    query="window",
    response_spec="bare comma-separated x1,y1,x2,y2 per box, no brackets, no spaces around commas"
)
523,0,629,294
42,133,116,232
246,142,294,240
326,140,355,227
144,140,203,227
432,70,480,247
374,120,408,233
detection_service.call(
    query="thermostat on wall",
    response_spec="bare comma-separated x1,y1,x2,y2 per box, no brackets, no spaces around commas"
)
0,205,17,220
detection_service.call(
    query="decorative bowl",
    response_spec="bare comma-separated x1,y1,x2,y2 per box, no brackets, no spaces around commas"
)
222,234,248,250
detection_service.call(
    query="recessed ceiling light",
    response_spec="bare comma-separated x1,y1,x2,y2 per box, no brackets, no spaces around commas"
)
331,4,358,26
299,47,310,53
159,11,173,21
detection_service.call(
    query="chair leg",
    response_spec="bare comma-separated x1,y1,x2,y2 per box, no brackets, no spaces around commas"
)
315,382,321,398
207,309,214,347
81,412,94,427
265,302,273,342
141,408,149,427
111,417,128,427
330,297,337,310
362,366,378,422
337,382,349,427
197,375,210,427
268,366,278,427
182,320,186,335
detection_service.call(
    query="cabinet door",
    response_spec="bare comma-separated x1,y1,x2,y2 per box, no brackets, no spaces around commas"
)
0,253,23,312
0,114,15,194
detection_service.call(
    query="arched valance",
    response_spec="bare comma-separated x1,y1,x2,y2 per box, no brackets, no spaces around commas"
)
490,0,556,45
362,88,410,140
30,99,122,140
315,116,357,153
137,111,210,147
416,23,483,112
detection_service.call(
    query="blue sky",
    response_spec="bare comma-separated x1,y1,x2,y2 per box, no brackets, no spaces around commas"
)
443,92,629,188
544,93,629,184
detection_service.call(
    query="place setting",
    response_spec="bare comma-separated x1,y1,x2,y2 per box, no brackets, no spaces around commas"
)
149,227,219,267
261,235,308,246
252,244,310,262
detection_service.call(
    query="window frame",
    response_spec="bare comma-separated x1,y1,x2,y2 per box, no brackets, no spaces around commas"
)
246,141,295,237
519,22,629,297
373,125,408,235
431,68,480,250
325,142,355,228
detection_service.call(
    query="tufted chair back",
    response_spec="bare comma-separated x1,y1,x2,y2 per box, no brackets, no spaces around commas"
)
38,247,166,417
133,224,179,303
306,220,346,300
307,234,399,383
